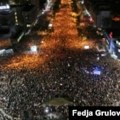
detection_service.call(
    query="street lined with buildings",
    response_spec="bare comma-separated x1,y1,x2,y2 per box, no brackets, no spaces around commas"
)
0,0,120,120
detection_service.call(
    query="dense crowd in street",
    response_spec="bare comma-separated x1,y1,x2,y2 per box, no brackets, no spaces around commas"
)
0,0,120,120
0,46,120,119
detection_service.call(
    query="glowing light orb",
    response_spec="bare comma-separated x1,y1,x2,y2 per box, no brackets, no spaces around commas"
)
44,107,49,113
48,23,53,29
84,45,90,49
30,45,37,52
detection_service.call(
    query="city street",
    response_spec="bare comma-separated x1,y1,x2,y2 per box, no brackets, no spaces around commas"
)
0,0,120,119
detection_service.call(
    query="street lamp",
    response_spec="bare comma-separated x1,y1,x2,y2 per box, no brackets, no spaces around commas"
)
30,45,37,52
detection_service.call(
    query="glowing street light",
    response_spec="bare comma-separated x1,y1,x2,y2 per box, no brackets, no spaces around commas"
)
84,45,90,49
30,45,37,52
81,0,84,4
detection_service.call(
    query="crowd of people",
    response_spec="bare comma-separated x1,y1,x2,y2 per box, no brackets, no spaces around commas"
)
1,44,120,120
0,0,120,120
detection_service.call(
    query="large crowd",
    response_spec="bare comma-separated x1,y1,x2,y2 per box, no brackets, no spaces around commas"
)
0,0,120,120
1,45,120,120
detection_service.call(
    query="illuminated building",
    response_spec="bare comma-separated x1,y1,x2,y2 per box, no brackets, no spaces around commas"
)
0,2,12,38
8,0,40,27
